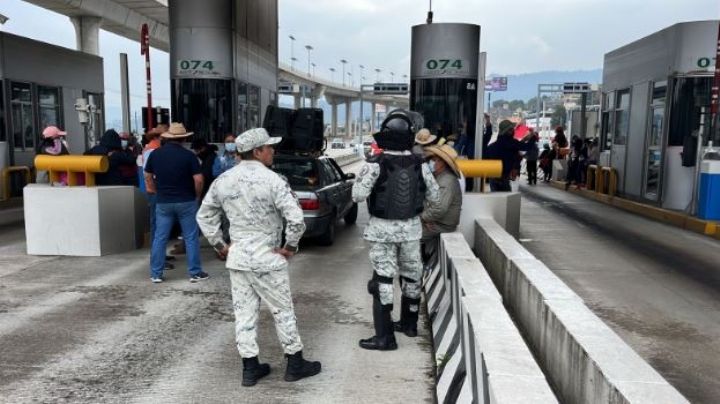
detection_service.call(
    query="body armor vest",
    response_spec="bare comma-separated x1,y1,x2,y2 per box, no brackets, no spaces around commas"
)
368,154,426,220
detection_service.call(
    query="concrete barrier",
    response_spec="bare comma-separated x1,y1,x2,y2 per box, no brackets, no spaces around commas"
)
474,218,689,404
24,184,143,256
426,232,557,403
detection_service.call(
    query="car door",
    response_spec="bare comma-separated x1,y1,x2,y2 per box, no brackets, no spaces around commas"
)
328,158,353,216
318,159,342,217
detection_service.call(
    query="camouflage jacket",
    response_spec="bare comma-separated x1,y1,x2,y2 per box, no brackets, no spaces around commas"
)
197,160,306,272
352,151,440,242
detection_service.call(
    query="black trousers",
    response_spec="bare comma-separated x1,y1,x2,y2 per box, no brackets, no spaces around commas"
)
527,160,538,185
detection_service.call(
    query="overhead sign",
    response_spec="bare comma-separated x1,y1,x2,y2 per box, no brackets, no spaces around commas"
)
485,77,508,91
563,82,591,94
373,83,409,95
176,60,222,77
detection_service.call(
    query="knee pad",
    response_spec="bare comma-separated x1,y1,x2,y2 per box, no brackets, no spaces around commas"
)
367,272,394,297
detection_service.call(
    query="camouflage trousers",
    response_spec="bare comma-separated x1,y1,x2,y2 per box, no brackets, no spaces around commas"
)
228,269,303,358
368,241,423,309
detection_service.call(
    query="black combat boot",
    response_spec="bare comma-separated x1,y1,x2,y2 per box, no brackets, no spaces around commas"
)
241,357,271,387
393,296,420,337
359,299,398,350
284,351,322,382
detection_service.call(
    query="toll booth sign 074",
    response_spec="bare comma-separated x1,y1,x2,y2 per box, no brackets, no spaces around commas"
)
177,60,221,77
422,58,469,76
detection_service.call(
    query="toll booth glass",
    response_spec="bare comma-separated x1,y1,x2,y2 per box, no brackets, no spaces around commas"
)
668,76,713,147
10,82,34,151
411,78,477,156
172,79,232,142
0,81,5,142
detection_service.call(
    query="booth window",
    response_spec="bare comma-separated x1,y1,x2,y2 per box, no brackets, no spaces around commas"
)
668,76,712,147
38,86,62,130
248,85,260,129
173,79,232,143
10,82,34,151
613,89,630,146
600,91,614,150
0,81,5,142
237,81,248,133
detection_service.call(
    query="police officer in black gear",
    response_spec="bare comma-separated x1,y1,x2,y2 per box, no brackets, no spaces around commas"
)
352,109,440,350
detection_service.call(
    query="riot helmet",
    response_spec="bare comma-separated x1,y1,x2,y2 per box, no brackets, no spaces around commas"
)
374,109,425,151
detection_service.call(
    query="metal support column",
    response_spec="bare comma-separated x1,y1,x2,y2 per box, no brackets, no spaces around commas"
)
345,98,352,139
70,16,101,55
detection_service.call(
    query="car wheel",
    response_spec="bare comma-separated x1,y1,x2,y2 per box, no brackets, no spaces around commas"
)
317,218,336,246
344,203,358,225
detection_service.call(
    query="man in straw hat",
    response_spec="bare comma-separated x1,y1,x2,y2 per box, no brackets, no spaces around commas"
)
196,127,321,387
352,109,440,348
419,144,463,274
144,122,209,283
412,128,437,157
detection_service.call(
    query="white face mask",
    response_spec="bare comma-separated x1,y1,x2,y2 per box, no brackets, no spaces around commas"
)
121,140,129,149
225,143,237,153
427,160,437,172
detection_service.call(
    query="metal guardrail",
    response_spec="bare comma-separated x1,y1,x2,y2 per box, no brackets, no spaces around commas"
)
425,232,557,403
34,155,108,186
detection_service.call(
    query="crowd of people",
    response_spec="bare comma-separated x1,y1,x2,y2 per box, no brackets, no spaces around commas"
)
33,109,606,388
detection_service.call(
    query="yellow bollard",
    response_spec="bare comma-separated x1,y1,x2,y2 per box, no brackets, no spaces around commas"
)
1,166,32,201
34,155,109,187
456,159,503,179
586,165,598,191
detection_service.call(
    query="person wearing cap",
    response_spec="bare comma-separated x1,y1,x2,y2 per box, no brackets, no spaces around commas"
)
418,144,463,274
485,119,533,192
352,109,440,349
412,128,437,158
196,127,321,387
36,126,70,185
144,123,209,283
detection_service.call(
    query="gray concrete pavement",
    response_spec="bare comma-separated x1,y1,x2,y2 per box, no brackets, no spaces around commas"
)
519,183,720,404
0,205,434,403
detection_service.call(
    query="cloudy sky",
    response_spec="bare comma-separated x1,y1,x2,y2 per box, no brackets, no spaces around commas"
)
1,0,717,123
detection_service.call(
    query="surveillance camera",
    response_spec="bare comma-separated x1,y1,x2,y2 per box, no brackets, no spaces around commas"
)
0,14,8,25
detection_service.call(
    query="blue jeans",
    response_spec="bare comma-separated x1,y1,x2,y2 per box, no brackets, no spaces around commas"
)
147,194,157,242
150,201,203,278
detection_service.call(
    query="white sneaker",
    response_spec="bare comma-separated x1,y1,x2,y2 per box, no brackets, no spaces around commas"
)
151,277,164,283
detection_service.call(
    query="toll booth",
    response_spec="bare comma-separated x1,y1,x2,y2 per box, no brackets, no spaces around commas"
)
601,20,720,210
169,0,279,143
410,23,480,157
0,32,104,168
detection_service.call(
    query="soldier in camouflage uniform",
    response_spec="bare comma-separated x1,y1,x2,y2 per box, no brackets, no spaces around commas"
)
352,110,440,350
196,128,321,387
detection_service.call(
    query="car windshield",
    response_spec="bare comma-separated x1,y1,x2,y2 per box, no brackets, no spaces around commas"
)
272,157,320,189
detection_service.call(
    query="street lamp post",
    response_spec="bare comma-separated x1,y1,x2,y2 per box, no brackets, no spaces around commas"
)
288,35,296,70
375,68,381,83
311,62,316,77
390,72,395,82
329,67,336,82
340,59,348,86
305,45,313,77
348,72,353,87
403,74,408,82
359,65,365,85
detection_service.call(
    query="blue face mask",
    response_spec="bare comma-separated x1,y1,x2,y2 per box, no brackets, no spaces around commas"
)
225,143,237,153
121,140,128,149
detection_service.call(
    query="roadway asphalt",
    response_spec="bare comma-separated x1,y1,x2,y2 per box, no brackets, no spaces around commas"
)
518,182,720,404
0,160,434,403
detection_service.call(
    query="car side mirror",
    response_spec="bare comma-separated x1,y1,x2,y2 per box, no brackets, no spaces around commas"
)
345,173,356,180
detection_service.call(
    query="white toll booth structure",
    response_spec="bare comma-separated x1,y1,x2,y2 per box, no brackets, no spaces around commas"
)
601,20,720,211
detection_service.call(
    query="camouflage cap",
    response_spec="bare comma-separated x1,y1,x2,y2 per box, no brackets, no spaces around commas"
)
235,128,282,153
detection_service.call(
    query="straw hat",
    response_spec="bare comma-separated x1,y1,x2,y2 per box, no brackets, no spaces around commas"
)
425,144,461,177
161,122,194,139
414,128,436,145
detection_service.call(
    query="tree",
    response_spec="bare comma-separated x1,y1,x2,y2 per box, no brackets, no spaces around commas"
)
492,99,508,109
551,105,567,128
508,99,525,111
